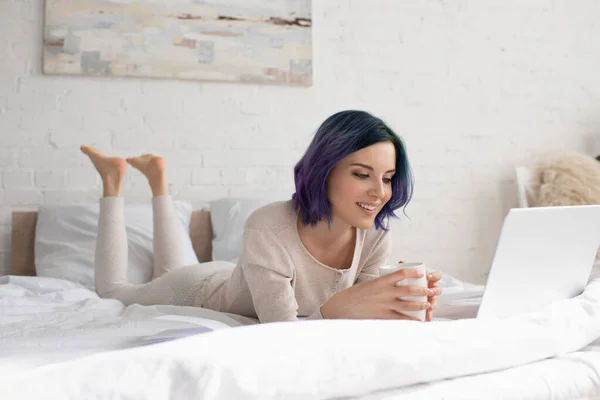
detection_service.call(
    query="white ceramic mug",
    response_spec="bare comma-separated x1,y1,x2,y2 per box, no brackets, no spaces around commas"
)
379,262,428,321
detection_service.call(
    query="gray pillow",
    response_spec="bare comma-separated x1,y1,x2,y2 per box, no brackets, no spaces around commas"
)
209,197,279,263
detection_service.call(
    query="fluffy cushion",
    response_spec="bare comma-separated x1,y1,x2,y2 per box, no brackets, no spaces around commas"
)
35,202,199,289
534,152,600,206
534,151,600,259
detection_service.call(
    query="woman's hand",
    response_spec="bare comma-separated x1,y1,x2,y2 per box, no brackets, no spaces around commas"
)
320,268,442,320
425,271,442,321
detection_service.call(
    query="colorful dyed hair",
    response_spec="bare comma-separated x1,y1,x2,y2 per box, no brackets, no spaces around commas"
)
292,110,414,230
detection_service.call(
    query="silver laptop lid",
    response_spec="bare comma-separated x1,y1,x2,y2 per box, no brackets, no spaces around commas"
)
477,205,600,319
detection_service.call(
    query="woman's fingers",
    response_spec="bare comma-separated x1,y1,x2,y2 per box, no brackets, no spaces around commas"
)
425,308,433,321
395,285,441,297
378,270,442,322
426,290,438,322
427,271,442,287
386,267,424,284
429,293,439,307
392,299,430,311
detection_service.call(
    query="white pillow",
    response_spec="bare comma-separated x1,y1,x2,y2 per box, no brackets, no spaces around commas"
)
210,197,278,263
35,202,199,290
514,166,538,208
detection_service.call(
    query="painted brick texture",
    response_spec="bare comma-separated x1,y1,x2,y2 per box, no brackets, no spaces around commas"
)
1,0,599,283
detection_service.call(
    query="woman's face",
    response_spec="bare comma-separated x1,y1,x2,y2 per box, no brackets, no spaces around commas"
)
327,141,396,230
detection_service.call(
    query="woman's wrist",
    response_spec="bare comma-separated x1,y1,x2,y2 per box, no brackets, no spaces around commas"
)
320,297,337,319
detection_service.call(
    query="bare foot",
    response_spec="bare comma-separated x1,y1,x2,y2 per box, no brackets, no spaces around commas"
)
125,154,165,179
80,145,128,197
126,154,168,196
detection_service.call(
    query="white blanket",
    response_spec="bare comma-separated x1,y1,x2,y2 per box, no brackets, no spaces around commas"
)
2,273,600,399
0,275,257,375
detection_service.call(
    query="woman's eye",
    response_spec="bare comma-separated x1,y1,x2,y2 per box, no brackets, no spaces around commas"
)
353,173,369,179
383,178,392,184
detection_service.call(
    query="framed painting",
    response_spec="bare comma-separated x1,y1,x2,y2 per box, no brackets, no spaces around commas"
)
43,0,312,86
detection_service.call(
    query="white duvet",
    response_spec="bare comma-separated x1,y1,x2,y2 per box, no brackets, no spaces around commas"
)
1,273,600,399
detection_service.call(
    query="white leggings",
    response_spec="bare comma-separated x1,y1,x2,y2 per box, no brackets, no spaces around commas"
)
95,196,223,307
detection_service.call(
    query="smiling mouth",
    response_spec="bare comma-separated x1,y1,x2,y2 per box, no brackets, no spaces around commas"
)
357,202,377,212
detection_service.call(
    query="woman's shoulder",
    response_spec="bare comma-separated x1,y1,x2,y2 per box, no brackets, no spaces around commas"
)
245,199,296,235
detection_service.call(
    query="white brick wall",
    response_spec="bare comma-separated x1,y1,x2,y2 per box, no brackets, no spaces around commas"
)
1,0,599,283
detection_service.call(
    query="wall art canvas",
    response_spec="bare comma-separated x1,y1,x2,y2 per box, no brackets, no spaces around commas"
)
43,0,312,86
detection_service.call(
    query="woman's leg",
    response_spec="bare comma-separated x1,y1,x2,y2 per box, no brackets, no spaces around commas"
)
81,147,230,309
126,154,184,279
81,146,204,307
80,145,129,297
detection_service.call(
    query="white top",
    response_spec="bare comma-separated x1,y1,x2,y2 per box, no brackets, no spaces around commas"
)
200,200,391,323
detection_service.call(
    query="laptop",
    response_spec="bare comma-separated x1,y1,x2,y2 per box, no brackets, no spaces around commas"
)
476,205,600,319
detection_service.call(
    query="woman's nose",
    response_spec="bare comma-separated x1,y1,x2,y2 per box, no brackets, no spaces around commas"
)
369,180,385,198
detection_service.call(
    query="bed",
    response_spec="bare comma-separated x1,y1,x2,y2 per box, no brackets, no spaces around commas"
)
2,209,600,399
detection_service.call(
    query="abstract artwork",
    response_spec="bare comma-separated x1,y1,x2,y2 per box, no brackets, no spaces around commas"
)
43,0,312,86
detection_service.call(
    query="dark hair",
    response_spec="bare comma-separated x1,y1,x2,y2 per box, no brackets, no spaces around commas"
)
292,110,413,230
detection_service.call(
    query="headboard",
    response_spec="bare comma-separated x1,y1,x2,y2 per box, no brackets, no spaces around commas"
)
10,210,214,276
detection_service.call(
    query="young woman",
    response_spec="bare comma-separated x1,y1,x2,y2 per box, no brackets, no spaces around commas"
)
82,110,442,323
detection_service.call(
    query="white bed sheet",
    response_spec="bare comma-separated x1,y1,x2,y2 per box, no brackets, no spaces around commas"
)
2,265,600,399
0,275,258,377
0,272,482,381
